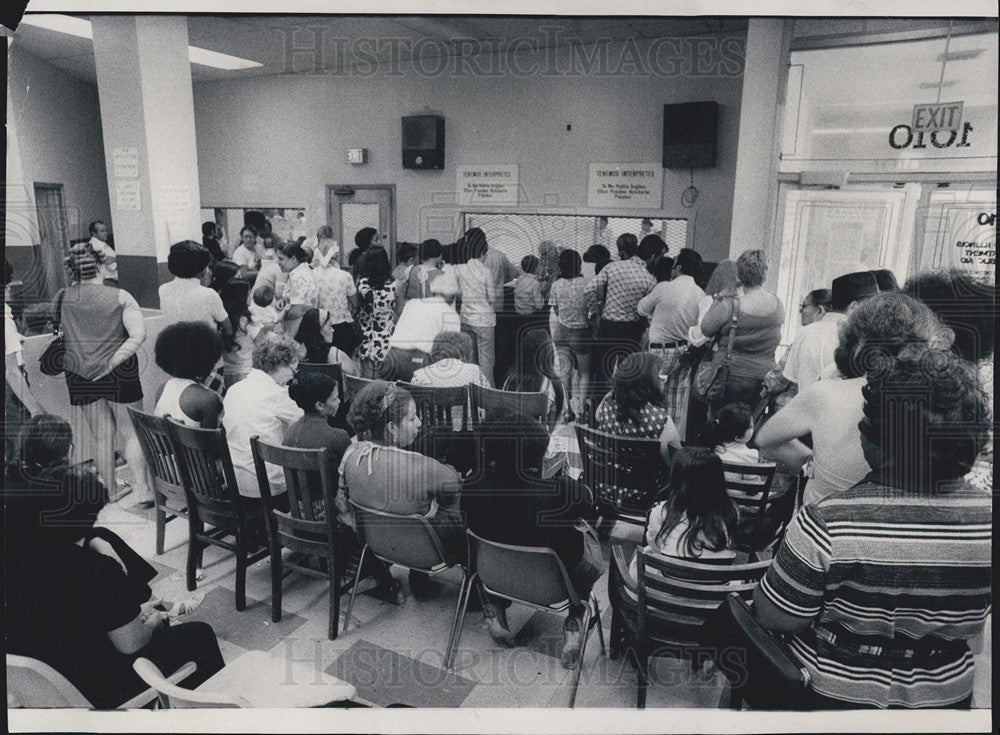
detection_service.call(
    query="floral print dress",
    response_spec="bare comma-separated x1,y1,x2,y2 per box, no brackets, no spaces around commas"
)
356,277,397,363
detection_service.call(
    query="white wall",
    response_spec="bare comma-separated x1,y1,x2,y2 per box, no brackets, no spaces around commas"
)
7,45,111,245
193,34,745,262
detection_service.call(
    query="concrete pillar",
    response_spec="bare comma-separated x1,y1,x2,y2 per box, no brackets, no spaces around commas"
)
729,18,792,277
92,16,201,306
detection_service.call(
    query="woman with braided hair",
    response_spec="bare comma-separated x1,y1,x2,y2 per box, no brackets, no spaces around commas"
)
337,381,466,598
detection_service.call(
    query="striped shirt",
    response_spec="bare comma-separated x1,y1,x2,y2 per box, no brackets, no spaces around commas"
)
759,476,991,708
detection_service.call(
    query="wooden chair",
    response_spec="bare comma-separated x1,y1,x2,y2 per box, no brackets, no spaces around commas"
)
633,551,772,708
250,438,354,640
133,650,356,708
127,407,188,556
397,382,472,431
296,361,344,396
344,500,473,671
459,531,606,707
469,383,549,428
167,420,269,611
574,424,670,525
7,653,194,709
343,373,378,399
722,461,796,553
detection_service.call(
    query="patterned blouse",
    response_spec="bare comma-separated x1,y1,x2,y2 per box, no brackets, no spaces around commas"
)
549,276,591,329
356,277,396,363
595,393,680,446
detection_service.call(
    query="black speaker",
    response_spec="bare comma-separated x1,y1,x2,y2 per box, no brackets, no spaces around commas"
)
402,115,445,169
662,102,718,169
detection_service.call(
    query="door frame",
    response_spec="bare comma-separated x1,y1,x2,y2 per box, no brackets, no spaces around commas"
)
325,184,396,266
33,181,70,299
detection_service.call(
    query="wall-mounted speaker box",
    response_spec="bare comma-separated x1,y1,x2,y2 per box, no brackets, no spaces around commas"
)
402,115,445,169
662,101,718,169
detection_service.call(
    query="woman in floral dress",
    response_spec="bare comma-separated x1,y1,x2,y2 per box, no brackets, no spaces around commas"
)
355,247,397,377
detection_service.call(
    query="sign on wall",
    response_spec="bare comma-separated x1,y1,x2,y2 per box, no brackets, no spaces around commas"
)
457,165,519,206
918,191,996,284
587,163,663,209
112,147,139,178
911,101,963,132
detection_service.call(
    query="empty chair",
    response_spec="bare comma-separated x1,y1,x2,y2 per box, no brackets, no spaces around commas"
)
7,654,194,709
575,424,670,525
250,438,354,640
133,650,356,708
167,420,269,611
632,550,771,708
344,500,473,671
722,460,795,553
397,382,471,431
343,373,378,400
127,408,188,556
457,531,606,707
469,383,548,428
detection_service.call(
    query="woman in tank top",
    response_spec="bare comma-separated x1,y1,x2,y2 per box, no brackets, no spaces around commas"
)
153,322,225,428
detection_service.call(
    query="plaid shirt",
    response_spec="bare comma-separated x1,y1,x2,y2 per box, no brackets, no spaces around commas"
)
585,256,655,322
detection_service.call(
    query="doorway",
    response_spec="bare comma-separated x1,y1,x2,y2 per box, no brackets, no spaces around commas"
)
33,183,70,299
326,185,395,266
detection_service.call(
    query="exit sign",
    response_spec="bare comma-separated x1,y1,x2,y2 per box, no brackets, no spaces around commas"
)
912,101,963,132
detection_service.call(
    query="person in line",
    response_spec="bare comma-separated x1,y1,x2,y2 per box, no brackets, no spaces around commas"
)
687,259,738,348
201,221,227,264
501,327,564,425
403,239,445,301
308,226,339,268
349,227,381,282
585,233,656,395
87,220,118,283
153,322,225,429
249,236,287,308
454,230,497,382
392,242,420,308
311,228,357,355
536,240,561,300
217,276,262,389
582,243,611,278
755,350,991,710
649,256,674,284
463,413,604,667
595,352,681,463
902,268,995,493
158,241,232,335
231,226,260,277
699,249,784,413
339,381,465,598
479,228,520,316
3,260,40,467
513,255,545,317
293,308,357,375
755,292,952,506
355,247,398,378
276,241,318,337
549,249,592,420
637,248,705,442
762,287,834,408
222,332,303,503
59,246,148,503
5,415,226,709
637,234,667,274
382,269,461,382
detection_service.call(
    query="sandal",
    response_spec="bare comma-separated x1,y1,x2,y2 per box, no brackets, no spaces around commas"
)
561,613,584,669
483,603,515,647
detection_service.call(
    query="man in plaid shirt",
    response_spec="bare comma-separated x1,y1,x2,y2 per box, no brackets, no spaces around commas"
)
585,233,655,396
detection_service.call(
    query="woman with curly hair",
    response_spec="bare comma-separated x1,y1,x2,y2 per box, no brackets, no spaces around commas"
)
595,351,681,462
337,380,465,599
756,291,953,505
755,349,991,709
154,322,224,428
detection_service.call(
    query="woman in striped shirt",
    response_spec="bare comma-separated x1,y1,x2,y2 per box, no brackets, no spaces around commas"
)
754,349,991,709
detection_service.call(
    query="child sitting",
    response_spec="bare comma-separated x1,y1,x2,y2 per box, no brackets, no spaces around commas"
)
249,284,287,327
629,447,740,582
701,402,766,489
513,255,544,316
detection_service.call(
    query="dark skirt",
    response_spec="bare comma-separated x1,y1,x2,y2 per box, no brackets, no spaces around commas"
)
65,354,143,406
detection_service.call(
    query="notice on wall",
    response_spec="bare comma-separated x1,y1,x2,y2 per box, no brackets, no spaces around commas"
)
918,194,996,284
457,165,519,206
115,180,141,211
587,163,663,209
112,147,139,178
160,185,194,242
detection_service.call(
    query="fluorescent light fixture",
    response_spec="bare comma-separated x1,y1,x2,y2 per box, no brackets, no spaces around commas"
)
20,14,93,39
919,80,958,89
21,14,262,71
812,127,886,135
936,48,984,62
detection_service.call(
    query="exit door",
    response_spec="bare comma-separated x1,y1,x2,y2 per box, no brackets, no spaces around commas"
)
326,185,395,267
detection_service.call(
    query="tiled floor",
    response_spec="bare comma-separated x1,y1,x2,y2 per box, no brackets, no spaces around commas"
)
99,491,992,710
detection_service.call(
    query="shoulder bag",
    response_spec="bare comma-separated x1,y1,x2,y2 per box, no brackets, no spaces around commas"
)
38,289,67,376
692,295,739,403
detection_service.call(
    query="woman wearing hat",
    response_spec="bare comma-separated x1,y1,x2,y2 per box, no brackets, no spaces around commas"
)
58,245,149,503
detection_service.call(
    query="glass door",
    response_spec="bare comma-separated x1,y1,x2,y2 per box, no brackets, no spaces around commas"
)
326,185,395,267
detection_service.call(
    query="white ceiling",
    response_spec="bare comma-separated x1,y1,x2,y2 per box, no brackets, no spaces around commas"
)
11,14,748,84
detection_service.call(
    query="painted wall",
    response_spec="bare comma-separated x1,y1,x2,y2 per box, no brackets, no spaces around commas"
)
7,45,111,247
193,33,745,262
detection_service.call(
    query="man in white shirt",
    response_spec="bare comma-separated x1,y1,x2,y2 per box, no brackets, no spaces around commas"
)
383,269,461,381
781,288,843,392
88,220,118,283
455,230,498,381
158,241,233,338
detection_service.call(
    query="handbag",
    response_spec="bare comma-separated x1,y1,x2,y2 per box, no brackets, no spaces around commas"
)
693,295,739,403
700,592,811,710
38,290,67,376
